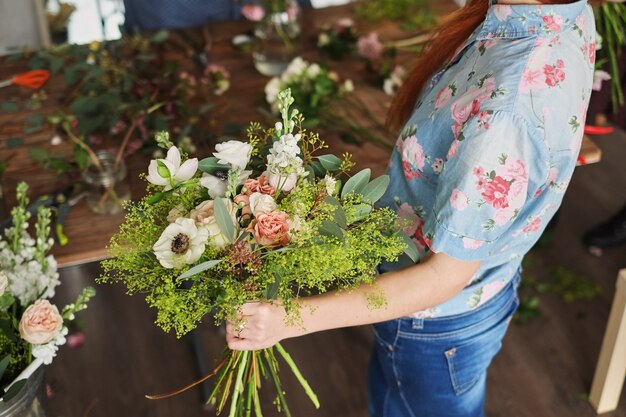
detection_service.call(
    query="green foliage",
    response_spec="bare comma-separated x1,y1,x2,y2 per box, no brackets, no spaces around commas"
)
355,0,438,32
595,3,626,111
0,324,30,388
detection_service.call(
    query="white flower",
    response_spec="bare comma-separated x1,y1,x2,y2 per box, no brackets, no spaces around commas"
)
147,147,198,191
153,218,209,269
383,78,396,96
265,77,281,105
307,63,321,78
51,134,63,146
188,199,237,249
288,214,305,241
268,172,299,192
213,140,252,170
342,79,354,93
167,204,187,223
0,271,7,294
596,31,603,51
249,193,277,216
318,33,330,47
200,173,228,198
323,175,337,196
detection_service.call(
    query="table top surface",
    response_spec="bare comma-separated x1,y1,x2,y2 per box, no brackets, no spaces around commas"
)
0,1,607,267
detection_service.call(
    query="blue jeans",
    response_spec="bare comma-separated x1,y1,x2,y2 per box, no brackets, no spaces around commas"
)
368,274,520,417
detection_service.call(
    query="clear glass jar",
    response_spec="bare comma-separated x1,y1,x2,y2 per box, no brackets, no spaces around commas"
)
253,1,301,76
81,150,131,215
0,366,45,417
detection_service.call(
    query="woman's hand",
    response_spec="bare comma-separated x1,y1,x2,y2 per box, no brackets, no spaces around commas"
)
226,302,302,351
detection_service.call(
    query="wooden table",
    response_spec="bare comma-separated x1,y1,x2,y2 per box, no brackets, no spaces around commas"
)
0,1,603,267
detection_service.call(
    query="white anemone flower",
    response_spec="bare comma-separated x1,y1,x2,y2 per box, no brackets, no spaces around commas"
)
147,147,198,190
153,218,209,269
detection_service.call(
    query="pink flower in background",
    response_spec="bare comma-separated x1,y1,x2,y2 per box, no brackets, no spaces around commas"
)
450,189,469,211
463,237,485,249
493,5,513,21
241,4,265,21
593,70,611,91
357,32,384,61
543,15,563,33
67,332,86,349
482,176,511,209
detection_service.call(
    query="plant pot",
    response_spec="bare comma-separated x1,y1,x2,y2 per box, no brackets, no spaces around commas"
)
81,150,131,215
252,2,301,76
0,366,45,417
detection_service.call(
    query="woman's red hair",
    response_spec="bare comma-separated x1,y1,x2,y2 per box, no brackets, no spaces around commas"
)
386,0,584,132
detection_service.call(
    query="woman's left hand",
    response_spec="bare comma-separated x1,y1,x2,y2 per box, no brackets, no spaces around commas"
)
226,302,300,351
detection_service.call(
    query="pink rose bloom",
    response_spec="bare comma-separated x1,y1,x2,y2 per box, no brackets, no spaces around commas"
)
248,211,290,247
463,237,485,250
401,136,425,171
522,217,542,234
241,4,265,21
244,175,276,196
450,188,469,211
19,300,63,345
357,32,384,61
543,15,563,33
435,86,453,109
475,281,506,308
397,203,420,236
481,176,511,209
493,5,512,21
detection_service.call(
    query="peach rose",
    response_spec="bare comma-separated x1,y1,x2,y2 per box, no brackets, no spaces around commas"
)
243,175,276,196
19,300,63,345
189,200,215,227
248,211,290,247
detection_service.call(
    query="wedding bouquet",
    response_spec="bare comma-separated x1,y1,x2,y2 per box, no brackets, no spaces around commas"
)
0,183,94,402
100,89,411,416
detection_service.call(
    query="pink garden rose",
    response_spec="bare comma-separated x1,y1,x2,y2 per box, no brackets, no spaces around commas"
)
544,59,566,87
244,175,276,196
450,189,469,211
248,211,290,247
357,32,384,61
481,176,511,209
19,300,63,345
241,4,265,21
522,217,542,234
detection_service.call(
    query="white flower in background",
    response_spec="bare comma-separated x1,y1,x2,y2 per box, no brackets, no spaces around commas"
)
249,193,277,216
383,65,407,96
593,70,612,91
341,79,355,93
213,140,252,170
153,218,209,269
50,134,63,146
318,33,331,47
323,175,337,196
265,77,282,108
307,63,321,78
167,204,187,223
596,31,603,51
147,147,198,190
0,271,7,294
200,173,228,198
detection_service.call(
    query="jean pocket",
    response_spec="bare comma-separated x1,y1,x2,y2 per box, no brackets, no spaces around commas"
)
372,320,398,355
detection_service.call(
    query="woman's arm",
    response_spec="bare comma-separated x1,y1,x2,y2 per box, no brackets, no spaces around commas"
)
226,252,480,350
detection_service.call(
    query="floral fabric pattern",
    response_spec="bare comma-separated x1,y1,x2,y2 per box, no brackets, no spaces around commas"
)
378,0,595,318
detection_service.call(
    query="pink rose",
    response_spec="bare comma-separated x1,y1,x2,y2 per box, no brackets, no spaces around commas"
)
241,4,265,21
450,189,469,211
435,86,453,109
19,300,63,345
248,211,290,247
447,139,460,158
589,42,596,64
189,200,216,227
481,176,511,209
357,32,384,61
244,175,276,196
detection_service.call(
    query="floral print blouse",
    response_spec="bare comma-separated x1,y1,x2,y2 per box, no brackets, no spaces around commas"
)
379,0,595,318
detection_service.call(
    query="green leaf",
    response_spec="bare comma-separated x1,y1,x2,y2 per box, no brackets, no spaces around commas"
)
147,192,165,205
1,101,19,113
177,260,222,281
50,56,64,75
198,157,230,174
318,154,342,172
349,204,372,223
400,233,419,262
332,206,347,229
361,175,390,204
0,292,15,310
151,30,170,43
266,272,282,299
213,197,235,243
3,379,27,402
73,145,89,170
0,319,15,342
309,161,325,178
0,355,10,381
323,196,340,206
7,137,24,148
318,220,344,239
341,168,371,199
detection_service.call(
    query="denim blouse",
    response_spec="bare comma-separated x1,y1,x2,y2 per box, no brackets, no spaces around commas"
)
378,0,596,318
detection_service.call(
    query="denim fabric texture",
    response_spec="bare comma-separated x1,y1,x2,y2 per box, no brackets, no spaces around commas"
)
368,273,520,417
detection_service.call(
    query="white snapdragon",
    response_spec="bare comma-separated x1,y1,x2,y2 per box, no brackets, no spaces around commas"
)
32,328,67,365
265,133,306,192
147,146,198,190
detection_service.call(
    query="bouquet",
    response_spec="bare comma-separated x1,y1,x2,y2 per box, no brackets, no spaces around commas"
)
100,89,412,416
0,183,94,402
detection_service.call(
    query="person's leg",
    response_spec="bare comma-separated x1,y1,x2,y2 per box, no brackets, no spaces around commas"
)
368,277,519,417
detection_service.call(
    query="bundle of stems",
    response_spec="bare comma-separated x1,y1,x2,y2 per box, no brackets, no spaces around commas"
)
595,2,626,111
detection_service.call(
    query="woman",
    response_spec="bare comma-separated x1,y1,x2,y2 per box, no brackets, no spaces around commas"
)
226,1,596,415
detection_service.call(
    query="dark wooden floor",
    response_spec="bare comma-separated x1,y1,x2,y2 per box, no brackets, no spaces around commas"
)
45,129,626,417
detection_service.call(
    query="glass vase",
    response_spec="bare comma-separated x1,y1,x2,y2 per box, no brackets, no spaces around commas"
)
81,150,131,215
253,1,301,77
0,366,45,417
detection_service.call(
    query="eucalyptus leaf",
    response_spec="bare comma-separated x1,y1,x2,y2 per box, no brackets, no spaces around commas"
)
332,206,347,229
177,260,222,281
147,192,165,205
400,233,419,262
318,220,344,239
198,157,230,174
3,379,27,402
323,196,340,206
341,168,371,199
266,272,282,299
0,355,10,381
213,197,235,243
309,161,325,178
361,175,390,204
318,154,342,172
349,204,373,223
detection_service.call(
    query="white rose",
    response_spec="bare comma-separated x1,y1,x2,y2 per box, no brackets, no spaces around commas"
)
268,172,299,193
204,219,230,249
0,271,7,294
200,173,228,198
249,192,277,216
213,140,252,170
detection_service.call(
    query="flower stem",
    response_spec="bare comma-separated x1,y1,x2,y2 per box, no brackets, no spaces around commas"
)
275,343,319,408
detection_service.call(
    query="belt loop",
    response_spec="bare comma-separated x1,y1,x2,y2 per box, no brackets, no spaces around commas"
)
411,317,424,330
